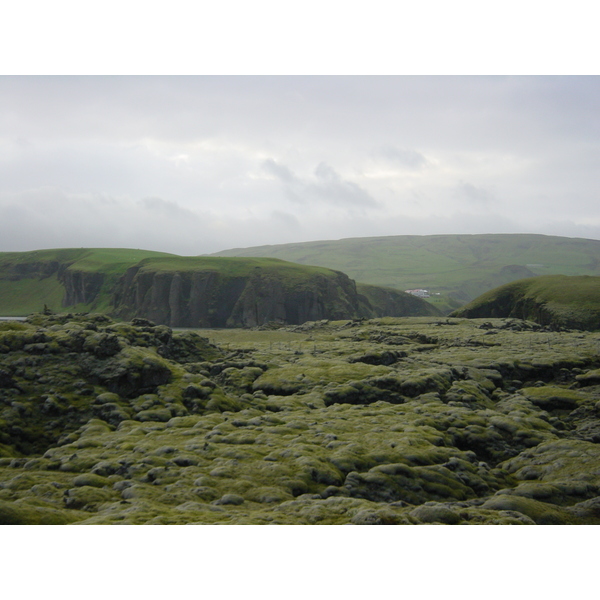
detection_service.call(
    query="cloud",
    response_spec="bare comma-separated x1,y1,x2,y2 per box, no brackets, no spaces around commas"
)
0,188,212,255
261,159,379,209
310,162,378,207
379,145,428,169
1,76,600,255
261,158,296,183
454,181,494,206
271,210,300,229
140,197,199,218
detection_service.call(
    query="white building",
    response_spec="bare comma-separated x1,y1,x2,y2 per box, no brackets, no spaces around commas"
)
405,289,430,298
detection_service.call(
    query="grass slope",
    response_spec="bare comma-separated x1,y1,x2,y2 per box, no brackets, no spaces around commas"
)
132,255,341,285
212,233,600,310
452,275,600,330
356,283,441,317
0,248,175,315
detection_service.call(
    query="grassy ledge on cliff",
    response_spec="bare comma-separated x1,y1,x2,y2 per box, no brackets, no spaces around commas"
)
0,249,439,326
451,275,600,331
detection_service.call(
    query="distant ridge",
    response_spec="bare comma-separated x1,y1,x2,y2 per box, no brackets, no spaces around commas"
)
212,233,600,312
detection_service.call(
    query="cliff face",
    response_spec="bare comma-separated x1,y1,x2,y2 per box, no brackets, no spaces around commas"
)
1,250,440,326
229,269,365,326
111,266,365,327
59,268,105,307
453,288,554,323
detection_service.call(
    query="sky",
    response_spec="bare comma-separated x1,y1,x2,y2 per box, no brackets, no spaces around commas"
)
1,75,599,256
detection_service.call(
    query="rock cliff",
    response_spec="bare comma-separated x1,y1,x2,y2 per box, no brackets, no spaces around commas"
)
1,249,441,325
111,262,368,327
59,267,105,307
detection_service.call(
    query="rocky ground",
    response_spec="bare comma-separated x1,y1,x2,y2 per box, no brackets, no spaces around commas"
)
1,313,600,524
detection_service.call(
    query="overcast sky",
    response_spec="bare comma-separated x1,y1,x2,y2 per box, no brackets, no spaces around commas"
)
1,75,599,255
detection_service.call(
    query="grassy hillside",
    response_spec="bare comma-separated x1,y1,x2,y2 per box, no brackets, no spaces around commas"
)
0,248,174,273
452,275,600,330
356,283,441,317
212,234,600,311
131,255,341,286
0,248,438,323
0,248,175,315
0,250,338,316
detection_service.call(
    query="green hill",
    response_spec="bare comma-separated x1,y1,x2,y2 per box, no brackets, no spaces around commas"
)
0,248,440,325
212,234,600,312
451,275,600,331
0,248,175,316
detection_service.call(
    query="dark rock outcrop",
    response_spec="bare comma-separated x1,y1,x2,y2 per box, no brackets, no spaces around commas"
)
112,265,367,328
59,268,105,306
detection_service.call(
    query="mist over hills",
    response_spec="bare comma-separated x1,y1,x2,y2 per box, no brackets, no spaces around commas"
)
213,233,600,313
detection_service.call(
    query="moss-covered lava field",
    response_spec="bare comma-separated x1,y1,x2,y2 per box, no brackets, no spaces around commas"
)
2,312,600,524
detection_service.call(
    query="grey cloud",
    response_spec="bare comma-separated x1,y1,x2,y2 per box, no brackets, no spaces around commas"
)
271,210,300,228
310,163,378,208
262,159,296,183
262,159,379,209
1,76,599,254
454,181,494,206
0,188,306,255
140,197,199,218
2,76,599,154
379,145,428,169
0,189,211,255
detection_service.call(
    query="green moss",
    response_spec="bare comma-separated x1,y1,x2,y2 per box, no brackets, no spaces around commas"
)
520,386,584,410
0,499,85,524
481,493,577,524
2,314,600,524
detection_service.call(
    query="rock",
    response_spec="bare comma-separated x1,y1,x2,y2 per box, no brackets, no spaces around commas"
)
350,507,402,525
409,503,461,524
481,494,574,524
576,369,600,386
215,493,244,505
63,486,116,510
521,386,582,410
0,499,82,524
72,473,111,488
136,408,172,422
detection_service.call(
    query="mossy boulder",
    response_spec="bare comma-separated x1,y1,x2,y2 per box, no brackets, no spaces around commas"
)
409,502,461,524
520,386,583,410
2,314,600,524
0,499,84,524
481,493,577,524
